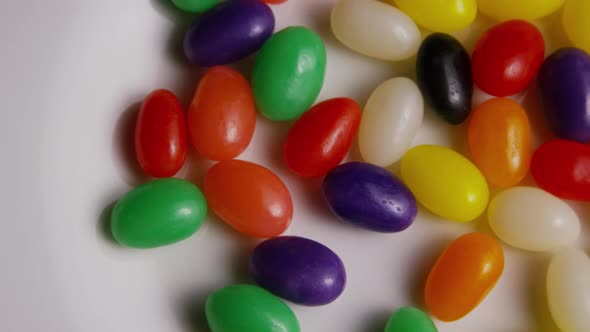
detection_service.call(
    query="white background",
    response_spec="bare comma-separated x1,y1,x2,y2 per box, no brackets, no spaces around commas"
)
1,1,586,331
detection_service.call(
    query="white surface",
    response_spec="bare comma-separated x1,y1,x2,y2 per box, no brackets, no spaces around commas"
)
1,1,587,332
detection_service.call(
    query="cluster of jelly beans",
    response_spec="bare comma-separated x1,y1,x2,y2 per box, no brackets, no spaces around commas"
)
109,0,590,331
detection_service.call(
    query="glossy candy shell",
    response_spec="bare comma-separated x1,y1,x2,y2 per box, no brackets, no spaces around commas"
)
563,0,590,53
250,236,346,306
385,307,438,332
478,0,564,20
323,162,417,233
392,0,477,33
425,232,504,321
183,0,275,66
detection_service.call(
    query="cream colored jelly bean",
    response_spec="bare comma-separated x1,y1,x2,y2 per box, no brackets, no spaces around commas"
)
547,248,590,332
488,187,580,252
331,0,420,61
359,77,424,167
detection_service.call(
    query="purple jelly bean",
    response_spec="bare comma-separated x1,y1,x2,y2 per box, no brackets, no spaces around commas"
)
183,0,275,67
323,162,417,233
538,48,590,143
249,236,346,306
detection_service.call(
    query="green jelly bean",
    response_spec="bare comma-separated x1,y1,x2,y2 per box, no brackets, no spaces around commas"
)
206,284,301,332
171,0,219,13
385,307,438,332
252,26,327,121
111,178,207,249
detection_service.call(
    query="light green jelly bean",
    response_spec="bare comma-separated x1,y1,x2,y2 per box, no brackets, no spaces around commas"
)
252,26,327,121
171,0,219,13
385,307,438,332
206,284,301,332
110,178,207,249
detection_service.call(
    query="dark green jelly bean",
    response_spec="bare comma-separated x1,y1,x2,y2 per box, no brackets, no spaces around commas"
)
385,307,438,332
206,284,301,332
416,33,473,125
110,178,207,248
252,26,327,121
171,0,219,13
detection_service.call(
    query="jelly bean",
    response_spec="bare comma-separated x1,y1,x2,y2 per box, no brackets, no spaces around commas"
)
331,0,420,61
171,0,218,13
563,0,590,54
532,140,590,201
135,89,187,178
358,78,424,167
488,187,580,252
184,0,274,67
478,0,564,21
204,160,292,238
110,178,207,248
425,232,504,321
250,236,346,305
252,26,326,121
468,98,532,188
392,0,476,33
472,20,545,97
538,48,590,143
400,145,489,222
284,98,361,177
547,248,590,332
417,33,473,125
188,66,256,161
206,284,300,332
323,162,417,233
385,307,438,332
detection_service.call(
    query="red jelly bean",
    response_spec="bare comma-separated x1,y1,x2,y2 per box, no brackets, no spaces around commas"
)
204,160,293,238
188,66,256,161
135,89,187,178
284,98,361,178
472,20,545,97
531,139,590,201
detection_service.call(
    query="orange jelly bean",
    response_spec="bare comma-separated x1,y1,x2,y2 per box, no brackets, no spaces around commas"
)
425,232,504,321
467,98,532,188
188,66,256,161
204,160,293,238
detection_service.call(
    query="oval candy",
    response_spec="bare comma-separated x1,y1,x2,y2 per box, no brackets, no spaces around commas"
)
417,33,473,125
135,89,187,178
206,284,300,332
204,160,293,238
171,0,219,13
323,162,417,233
472,20,545,97
184,0,275,66
479,0,564,20
250,236,346,306
538,48,590,143
425,232,504,322
468,98,532,188
331,0,420,61
488,187,580,252
385,307,438,332
110,178,207,248
547,248,590,332
358,77,424,167
252,26,326,121
392,0,477,33
563,0,590,54
285,98,361,178
400,145,489,222
188,66,256,161
531,139,590,201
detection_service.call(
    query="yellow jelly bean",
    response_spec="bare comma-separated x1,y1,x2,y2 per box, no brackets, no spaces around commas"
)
400,145,489,222
563,0,590,53
392,0,477,33
478,0,564,21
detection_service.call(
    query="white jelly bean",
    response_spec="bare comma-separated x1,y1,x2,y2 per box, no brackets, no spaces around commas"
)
359,77,424,167
331,0,421,61
547,248,590,332
488,187,580,252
